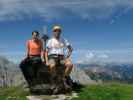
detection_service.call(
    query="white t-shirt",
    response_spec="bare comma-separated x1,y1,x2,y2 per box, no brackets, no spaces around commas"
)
46,37,70,55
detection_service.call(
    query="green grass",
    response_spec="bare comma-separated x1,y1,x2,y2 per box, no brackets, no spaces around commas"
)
0,86,30,100
1,83,133,100
73,83,133,100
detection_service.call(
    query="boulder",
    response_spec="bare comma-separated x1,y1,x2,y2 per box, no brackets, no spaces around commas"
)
19,58,71,94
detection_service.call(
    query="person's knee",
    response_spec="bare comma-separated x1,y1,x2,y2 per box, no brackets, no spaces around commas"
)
65,60,73,69
49,63,56,70
70,64,73,69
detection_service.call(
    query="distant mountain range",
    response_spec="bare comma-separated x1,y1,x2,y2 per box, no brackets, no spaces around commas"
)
76,63,133,83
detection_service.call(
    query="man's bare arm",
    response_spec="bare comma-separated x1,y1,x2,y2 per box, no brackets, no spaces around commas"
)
67,45,73,58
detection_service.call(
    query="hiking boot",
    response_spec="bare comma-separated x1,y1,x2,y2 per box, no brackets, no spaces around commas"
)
63,78,72,92
65,76,73,87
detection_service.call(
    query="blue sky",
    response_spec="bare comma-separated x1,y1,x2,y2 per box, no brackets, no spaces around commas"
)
0,0,133,63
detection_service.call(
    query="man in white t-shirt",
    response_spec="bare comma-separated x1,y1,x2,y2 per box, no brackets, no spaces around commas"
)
45,25,73,80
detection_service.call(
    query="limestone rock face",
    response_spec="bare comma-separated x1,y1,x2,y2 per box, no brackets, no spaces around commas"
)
70,66,96,85
0,56,25,87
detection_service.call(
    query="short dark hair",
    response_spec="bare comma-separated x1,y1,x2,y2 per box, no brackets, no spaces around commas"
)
32,31,39,36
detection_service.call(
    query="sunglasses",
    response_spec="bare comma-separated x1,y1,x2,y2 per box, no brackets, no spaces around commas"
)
53,29,61,32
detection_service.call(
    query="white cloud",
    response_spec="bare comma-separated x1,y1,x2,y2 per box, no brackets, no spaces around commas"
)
74,48,133,64
0,0,133,21
86,52,95,59
97,54,109,59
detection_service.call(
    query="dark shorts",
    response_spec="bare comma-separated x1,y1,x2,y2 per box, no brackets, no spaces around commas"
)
29,55,42,64
48,54,65,65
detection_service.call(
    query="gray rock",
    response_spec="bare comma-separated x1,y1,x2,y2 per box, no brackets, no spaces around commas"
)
70,66,96,85
26,91,78,100
0,56,25,87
